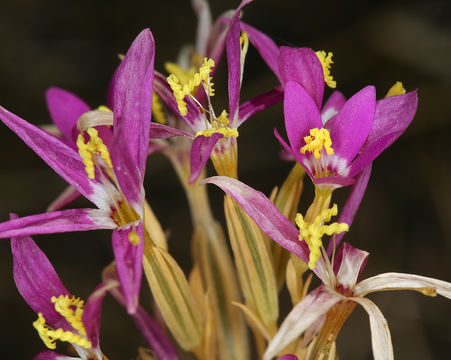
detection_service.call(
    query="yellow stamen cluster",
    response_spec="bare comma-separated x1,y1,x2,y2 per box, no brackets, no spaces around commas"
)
296,204,349,269
195,110,239,138
152,93,167,124
385,81,406,98
301,128,334,159
316,51,336,88
77,127,113,179
33,295,92,350
167,57,215,116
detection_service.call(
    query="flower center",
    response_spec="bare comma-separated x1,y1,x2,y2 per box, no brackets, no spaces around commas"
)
33,294,92,350
316,50,336,88
166,30,249,140
296,204,348,269
301,127,334,159
385,81,406,97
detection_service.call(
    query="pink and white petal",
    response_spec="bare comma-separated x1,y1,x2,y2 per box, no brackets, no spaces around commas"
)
112,224,145,314
278,47,324,108
189,134,223,183
354,272,451,299
153,72,202,132
0,209,116,239
0,106,112,210
237,86,283,127
83,280,118,349
349,91,418,177
264,286,343,360
192,0,212,56
283,81,323,153
335,243,369,291
202,176,312,266
34,351,80,360
326,165,372,255
150,123,194,140
45,87,91,141
321,91,346,125
111,28,154,184
241,22,280,80
350,297,393,360
329,86,375,162
312,175,355,189
11,215,70,329
47,185,82,212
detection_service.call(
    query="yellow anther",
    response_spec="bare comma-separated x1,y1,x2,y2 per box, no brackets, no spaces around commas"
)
316,51,336,88
301,128,334,159
128,229,141,245
77,127,113,179
216,110,230,126
165,62,197,88
196,127,239,138
152,93,166,124
51,295,87,336
96,105,112,112
296,204,349,269
167,57,216,116
33,312,92,350
385,81,406,98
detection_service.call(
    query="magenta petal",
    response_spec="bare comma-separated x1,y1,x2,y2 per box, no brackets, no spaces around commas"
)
0,209,115,239
189,134,223,183
103,267,179,360
237,86,283,127
335,243,369,290
321,90,346,125
150,123,194,140
241,22,280,80
350,91,418,177
329,86,376,162
112,224,144,314
11,215,70,329
327,165,372,255
153,72,202,132
111,29,155,186
45,87,91,141
0,106,112,210
34,351,79,360
83,281,117,349
202,176,311,264
278,47,325,108
226,5,243,125
47,186,81,212
284,81,322,153
278,355,298,360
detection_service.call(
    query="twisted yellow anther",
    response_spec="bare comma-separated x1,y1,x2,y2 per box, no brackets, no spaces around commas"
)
296,204,349,269
385,81,406,98
167,57,215,116
33,295,92,350
152,93,166,124
76,127,113,179
316,51,336,88
196,127,239,138
301,128,334,159
128,228,141,245
51,295,87,336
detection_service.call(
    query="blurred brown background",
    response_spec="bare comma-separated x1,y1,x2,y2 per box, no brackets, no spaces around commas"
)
1,0,450,358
